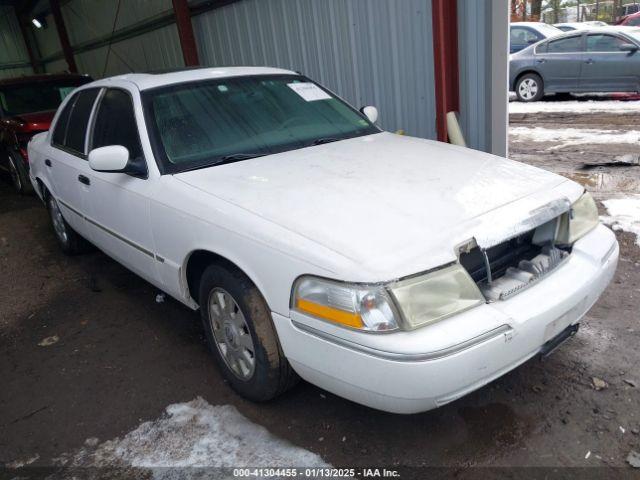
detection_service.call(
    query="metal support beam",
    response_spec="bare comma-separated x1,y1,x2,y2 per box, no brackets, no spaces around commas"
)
431,0,460,143
16,11,41,73
49,0,77,72
172,0,199,66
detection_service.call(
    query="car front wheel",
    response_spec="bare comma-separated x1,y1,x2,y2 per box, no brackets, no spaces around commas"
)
200,264,298,402
516,73,544,102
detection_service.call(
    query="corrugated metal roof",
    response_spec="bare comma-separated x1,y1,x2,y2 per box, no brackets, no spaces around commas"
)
0,6,34,79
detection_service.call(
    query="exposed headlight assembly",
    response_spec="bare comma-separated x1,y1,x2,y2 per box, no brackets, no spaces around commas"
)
556,192,599,245
292,264,484,333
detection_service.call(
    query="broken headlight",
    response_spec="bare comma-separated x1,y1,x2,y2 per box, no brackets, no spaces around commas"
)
556,192,599,245
389,264,484,330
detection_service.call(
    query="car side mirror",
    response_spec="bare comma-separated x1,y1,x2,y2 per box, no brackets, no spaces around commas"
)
88,145,130,172
360,105,379,124
88,145,146,178
619,43,638,53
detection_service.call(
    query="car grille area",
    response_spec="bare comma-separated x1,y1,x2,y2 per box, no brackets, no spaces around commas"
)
460,228,570,302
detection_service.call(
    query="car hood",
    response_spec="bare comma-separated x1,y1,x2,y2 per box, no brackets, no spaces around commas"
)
175,132,582,280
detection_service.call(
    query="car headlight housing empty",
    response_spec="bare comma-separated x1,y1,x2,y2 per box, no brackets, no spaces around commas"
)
292,264,485,333
556,192,599,245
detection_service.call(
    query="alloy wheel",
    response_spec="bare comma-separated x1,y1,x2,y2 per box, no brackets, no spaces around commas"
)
208,287,256,380
49,197,69,245
519,78,539,101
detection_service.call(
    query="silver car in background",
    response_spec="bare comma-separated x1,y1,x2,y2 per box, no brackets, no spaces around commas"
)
510,27,640,101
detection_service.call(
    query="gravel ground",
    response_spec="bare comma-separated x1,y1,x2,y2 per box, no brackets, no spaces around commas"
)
1,101,639,478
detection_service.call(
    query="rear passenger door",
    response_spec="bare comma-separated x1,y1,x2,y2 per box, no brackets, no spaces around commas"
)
83,88,159,283
581,33,639,91
48,88,101,235
534,35,584,91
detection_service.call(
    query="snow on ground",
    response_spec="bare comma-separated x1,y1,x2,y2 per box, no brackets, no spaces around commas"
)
509,100,640,114
509,126,640,150
56,397,328,477
601,195,640,246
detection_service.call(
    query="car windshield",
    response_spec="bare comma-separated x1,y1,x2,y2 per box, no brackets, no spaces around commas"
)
143,74,379,173
0,78,91,116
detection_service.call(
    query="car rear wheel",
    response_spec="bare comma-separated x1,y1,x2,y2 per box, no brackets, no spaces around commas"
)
200,264,298,402
46,194,89,255
516,73,544,102
8,153,33,195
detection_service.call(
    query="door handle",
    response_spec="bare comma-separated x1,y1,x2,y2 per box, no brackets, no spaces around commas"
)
536,58,546,64
78,174,91,186
45,159,52,167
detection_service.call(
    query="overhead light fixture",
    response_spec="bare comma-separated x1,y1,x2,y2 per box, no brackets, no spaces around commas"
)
31,15,46,29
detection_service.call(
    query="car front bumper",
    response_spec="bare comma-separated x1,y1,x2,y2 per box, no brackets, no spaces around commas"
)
273,224,619,414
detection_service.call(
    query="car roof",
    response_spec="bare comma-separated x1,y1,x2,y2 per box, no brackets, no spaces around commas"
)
0,73,92,88
91,66,298,91
546,26,640,37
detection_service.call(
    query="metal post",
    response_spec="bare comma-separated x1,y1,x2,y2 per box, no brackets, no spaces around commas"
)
172,0,200,66
49,0,77,72
17,12,41,73
431,0,459,143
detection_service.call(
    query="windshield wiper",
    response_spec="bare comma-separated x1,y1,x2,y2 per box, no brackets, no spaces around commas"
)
308,137,340,147
220,153,265,162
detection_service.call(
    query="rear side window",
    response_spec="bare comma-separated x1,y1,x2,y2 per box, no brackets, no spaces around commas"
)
91,89,144,161
52,88,100,155
51,94,77,147
547,36,582,53
65,89,100,154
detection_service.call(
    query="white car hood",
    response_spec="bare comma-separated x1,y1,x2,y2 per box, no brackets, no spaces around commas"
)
175,132,581,280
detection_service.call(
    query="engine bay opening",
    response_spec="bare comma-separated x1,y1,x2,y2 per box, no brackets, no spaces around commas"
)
459,217,571,302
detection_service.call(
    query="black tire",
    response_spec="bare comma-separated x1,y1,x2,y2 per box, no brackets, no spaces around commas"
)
46,193,90,255
199,264,298,402
515,73,544,102
7,152,33,195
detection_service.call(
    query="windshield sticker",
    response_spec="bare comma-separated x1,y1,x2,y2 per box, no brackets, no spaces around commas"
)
287,82,331,102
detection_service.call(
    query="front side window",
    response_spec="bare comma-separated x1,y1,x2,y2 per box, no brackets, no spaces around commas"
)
91,89,144,162
0,77,91,117
547,36,582,53
587,34,628,52
143,75,379,173
628,17,640,26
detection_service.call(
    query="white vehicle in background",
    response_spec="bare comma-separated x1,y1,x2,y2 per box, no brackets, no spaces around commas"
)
553,22,605,32
28,68,618,414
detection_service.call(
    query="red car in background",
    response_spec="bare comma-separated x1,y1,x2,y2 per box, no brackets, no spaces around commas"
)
620,11,640,26
0,73,92,193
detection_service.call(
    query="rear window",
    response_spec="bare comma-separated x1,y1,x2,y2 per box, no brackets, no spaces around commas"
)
0,77,92,116
547,36,582,53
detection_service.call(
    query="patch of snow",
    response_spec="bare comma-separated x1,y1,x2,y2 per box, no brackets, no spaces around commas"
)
509,126,640,150
6,453,39,469
601,195,640,246
509,100,640,114
61,397,328,475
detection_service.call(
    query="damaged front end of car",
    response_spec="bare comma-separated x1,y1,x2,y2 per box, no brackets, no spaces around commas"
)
458,192,600,303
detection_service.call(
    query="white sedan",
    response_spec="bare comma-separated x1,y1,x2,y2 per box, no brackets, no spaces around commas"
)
28,67,618,414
